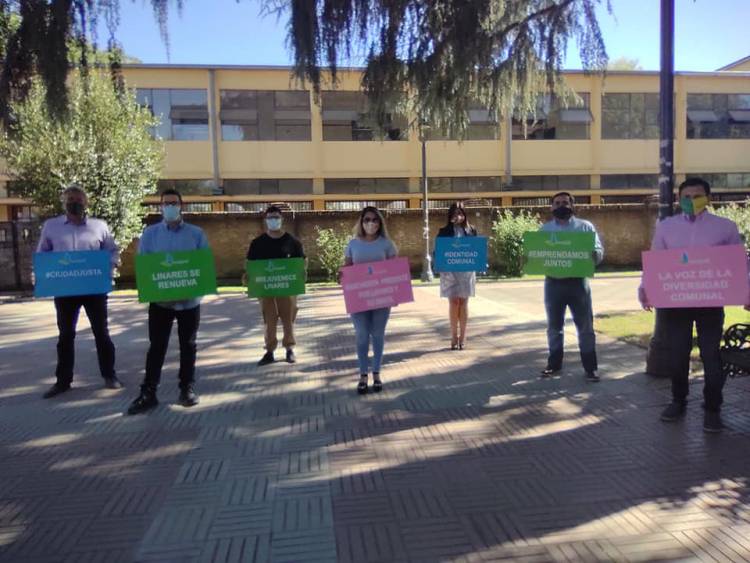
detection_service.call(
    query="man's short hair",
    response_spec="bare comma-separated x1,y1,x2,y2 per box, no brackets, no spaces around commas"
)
264,205,283,216
160,188,183,204
550,191,575,205
62,183,87,199
678,177,711,196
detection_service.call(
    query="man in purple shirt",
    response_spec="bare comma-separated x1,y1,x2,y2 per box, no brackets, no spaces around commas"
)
639,177,749,432
36,184,121,398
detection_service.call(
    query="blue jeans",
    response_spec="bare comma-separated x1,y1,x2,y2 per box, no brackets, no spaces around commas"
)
544,278,597,373
351,307,391,374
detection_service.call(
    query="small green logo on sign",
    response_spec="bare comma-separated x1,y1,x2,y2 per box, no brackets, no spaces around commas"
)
523,231,595,277
135,248,217,303
246,258,306,297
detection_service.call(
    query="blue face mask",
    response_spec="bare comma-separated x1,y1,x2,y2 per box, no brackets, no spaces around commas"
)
162,204,181,222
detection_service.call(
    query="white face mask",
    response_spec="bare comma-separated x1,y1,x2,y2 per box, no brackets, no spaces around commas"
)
363,222,379,235
265,217,282,231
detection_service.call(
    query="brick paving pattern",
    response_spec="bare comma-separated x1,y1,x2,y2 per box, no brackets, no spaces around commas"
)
0,278,749,562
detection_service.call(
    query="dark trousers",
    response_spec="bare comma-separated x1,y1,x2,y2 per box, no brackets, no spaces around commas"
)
143,304,200,392
660,307,725,411
544,278,598,373
54,294,116,385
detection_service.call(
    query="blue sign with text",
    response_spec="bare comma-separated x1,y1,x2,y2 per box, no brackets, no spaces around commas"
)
33,251,112,297
434,236,488,272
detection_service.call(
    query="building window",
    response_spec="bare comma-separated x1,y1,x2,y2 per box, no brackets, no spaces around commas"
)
601,93,660,139
325,200,407,211
321,92,408,141
692,172,750,190
136,89,209,141
427,105,499,140
600,174,658,189
220,90,311,141
687,94,750,139
226,201,313,212
0,228,7,242
506,175,591,191
0,182,7,198
324,178,409,194
157,179,217,196
222,179,313,195
512,93,592,140
428,176,501,192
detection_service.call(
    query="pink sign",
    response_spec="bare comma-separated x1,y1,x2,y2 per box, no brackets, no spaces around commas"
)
341,257,414,314
642,244,749,308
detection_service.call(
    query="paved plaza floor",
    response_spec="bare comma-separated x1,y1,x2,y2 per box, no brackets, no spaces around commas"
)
0,278,749,562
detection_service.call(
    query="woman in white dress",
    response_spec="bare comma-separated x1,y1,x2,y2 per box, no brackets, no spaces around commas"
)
436,202,477,350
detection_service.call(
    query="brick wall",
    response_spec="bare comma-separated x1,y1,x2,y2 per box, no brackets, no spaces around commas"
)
117,204,658,282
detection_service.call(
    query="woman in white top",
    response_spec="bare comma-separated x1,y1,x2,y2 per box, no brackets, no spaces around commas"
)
342,206,398,395
436,202,477,350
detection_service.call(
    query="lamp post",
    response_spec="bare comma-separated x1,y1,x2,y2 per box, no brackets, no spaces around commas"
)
420,123,434,282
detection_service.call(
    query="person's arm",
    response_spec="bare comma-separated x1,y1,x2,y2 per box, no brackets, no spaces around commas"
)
592,226,604,265
386,239,398,259
650,222,667,251
101,224,120,268
137,229,151,255
246,238,259,261
36,221,52,252
197,229,209,250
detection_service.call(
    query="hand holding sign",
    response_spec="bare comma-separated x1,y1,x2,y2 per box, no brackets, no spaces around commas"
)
522,231,595,277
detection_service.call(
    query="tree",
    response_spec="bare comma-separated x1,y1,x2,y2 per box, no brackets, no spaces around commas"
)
0,71,163,251
607,56,642,70
1,1,609,137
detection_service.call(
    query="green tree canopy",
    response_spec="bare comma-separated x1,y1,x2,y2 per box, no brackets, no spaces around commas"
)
0,71,163,250
1,0,609,137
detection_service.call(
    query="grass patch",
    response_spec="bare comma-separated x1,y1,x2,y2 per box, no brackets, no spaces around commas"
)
596,308,750,354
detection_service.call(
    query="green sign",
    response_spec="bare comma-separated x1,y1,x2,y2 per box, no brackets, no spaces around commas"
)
523,231,595,277
135,249,217,303
246,258,306,297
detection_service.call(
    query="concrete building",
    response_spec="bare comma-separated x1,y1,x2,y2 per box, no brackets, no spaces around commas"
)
1,59,749,220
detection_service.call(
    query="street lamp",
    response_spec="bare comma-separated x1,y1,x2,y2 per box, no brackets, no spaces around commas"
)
419,122,434,282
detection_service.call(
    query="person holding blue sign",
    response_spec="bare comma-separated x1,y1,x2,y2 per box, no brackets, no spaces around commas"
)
343,206,398,395
128,189,209,415
247,205,306,366
639,177,749,433
540,192,603,382
36,184,121,398
436,202,478,350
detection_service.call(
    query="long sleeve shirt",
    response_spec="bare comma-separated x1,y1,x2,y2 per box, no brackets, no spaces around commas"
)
639,211,745,306
540,216,604,265
138,220,210,310
37,215,119,269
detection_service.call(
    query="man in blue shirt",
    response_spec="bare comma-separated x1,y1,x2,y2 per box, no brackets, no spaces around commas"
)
127,189,209,414
36,184,121,398
539,192,604,382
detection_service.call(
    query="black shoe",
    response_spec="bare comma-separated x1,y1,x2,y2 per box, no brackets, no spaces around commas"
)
286,349,296,364
660,401,686,422
178,386,199,407
42,383,71,399
257,352,275,366
585,370,600,383
127,389,158,415
372,373,383,393
540,366,560,378
103,376,123,390
357,376,368,395
703,410,724,433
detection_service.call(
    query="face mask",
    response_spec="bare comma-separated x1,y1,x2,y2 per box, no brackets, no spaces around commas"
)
552,206,573,220
680,195,708,216
162,204,181,222
451,214,465,224
65,201,85,216
363,222,379,235
265,217,282,231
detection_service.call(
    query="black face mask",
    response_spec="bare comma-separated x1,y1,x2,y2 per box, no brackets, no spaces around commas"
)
552,206,573,220
65,201,85,216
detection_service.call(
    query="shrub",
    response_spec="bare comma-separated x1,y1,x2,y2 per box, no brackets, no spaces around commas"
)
489,209,541,276
712,201,750,252
315,226,351,281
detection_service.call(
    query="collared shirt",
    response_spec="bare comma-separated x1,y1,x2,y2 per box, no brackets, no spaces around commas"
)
650,211,742,250
540,215,604,265
138,220,210,310
37,215,119,267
